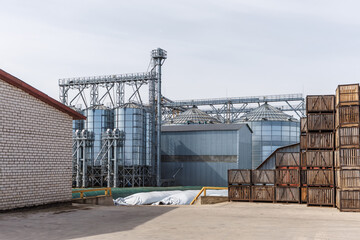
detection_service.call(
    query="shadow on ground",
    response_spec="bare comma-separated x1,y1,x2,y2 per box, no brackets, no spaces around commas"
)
0,203,176,240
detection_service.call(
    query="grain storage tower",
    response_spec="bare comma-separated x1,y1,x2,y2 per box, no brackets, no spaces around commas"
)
114,103,152,187
236,103,300,169
164,106,221,125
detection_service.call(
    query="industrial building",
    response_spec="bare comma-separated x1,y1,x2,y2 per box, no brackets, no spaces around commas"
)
237,103,300,169
0,69,85,211
161,124,252,186
65,49,305,188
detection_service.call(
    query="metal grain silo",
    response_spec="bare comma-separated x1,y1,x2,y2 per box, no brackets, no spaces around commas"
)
236,103,300,169
83,105,114,165
114,103,147,166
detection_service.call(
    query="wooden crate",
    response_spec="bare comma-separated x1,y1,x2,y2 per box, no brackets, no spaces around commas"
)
300,169,307,186
336,127,360,148
275,152,300,168
336,84,360,107
276,169,300,185
307,113,334,131
300,135,307,150
301,187,307,203
252,170,275,185
228,169,251,185
306,151,333,168
276,187,300,203
251,186,275,202
336,105,360,128
301,151,307,167
228,185,251,201
306,169,334,186
337,189,360,212
307,132,334,149
307,187,334,206
335,149,360,168
300,117,307,133
335,169,360,189
306,95,335,113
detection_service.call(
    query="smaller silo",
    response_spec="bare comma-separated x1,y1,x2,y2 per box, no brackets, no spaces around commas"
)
164,105,221,125
236,103,300,169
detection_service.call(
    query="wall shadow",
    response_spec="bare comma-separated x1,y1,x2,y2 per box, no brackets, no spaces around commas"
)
0,204,176,240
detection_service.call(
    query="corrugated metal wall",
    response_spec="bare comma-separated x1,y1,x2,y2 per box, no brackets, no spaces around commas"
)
161,124,252,186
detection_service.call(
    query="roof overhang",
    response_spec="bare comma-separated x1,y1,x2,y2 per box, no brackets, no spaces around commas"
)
0,69,86,120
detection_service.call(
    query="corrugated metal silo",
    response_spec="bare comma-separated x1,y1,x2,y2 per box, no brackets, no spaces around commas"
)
83,105,114,165
114,103,147,166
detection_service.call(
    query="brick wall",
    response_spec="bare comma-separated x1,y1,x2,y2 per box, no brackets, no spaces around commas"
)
0,79,73,210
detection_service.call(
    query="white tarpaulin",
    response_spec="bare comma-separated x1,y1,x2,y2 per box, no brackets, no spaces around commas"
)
113,191,182,206
152,190,200,205
113,189,228,206
152,189,228,205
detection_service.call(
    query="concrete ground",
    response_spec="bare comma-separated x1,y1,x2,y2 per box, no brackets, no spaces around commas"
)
1,202,360,240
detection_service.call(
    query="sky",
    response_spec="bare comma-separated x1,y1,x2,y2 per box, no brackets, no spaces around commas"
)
1,0,360,102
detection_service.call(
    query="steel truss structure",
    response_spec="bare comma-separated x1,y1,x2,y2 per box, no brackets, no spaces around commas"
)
62,48,167,188
162,94,305,123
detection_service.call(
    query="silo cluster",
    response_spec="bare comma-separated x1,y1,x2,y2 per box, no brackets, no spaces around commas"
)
72,103,153,188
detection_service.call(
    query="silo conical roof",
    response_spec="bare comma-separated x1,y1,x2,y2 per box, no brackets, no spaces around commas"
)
237,103,298,122
165,106,221,125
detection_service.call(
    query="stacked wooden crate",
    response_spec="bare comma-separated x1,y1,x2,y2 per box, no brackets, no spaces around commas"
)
275,152,301,203
251,170,275,202
228,169,276,202
305,95,336,207
300,117,307,203
228,169,251,201
335,84,360,212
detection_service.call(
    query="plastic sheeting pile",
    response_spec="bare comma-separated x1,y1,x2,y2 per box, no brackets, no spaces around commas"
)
113,189,228,206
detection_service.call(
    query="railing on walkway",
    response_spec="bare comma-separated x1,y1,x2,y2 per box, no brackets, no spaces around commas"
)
72,188,112,200
190,187,228,205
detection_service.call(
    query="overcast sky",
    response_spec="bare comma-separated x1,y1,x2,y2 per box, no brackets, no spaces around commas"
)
1,0,360,102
